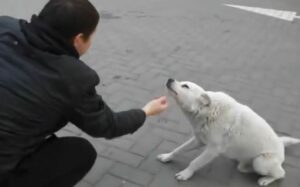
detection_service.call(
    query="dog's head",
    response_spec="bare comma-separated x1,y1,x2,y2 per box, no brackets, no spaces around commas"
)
166,78,211,113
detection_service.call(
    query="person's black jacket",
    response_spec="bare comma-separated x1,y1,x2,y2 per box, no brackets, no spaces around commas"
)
0,15,146,176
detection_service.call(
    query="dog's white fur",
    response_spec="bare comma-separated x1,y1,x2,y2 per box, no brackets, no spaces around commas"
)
157,80,300,186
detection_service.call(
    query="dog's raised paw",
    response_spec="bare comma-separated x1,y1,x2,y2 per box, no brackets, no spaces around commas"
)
157,153,173,163
175,169,194,181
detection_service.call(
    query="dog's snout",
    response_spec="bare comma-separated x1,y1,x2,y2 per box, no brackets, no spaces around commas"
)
166,78,175,88
167,78,175,83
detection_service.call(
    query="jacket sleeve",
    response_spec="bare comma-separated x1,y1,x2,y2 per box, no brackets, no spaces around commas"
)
68,87,146,139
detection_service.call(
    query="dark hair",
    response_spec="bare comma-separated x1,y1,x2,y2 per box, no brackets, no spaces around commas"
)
38,0,100,41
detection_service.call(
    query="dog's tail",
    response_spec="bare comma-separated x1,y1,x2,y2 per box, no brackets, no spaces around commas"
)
280,136,300,147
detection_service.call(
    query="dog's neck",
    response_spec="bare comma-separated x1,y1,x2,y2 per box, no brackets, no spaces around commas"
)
180,107,208,130
179,97,231,128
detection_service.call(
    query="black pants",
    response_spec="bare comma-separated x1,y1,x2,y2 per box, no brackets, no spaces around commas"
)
1,136,97,187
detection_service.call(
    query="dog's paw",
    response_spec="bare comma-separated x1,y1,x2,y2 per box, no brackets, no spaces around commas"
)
258,177,275,186
175,169,194,181
157,153,173,163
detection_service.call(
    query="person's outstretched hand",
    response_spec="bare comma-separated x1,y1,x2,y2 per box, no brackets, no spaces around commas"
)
142,96,168,116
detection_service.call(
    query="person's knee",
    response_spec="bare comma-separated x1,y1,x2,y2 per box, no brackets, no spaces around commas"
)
62,137,97,171
75,138,97,168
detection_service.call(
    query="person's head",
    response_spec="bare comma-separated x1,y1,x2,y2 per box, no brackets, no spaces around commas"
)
38,0,100,56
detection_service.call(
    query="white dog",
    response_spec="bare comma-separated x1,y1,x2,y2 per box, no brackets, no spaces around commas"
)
157,79,300,186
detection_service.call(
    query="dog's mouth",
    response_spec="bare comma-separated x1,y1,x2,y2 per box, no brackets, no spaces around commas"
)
166,79,177,95
168,87,177,95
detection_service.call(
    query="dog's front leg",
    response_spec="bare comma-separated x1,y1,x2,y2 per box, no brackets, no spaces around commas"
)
175,146,220,181
157,136,201,163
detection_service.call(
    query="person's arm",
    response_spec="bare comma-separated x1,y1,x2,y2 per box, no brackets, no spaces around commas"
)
63,60,167,139
68,87,168,139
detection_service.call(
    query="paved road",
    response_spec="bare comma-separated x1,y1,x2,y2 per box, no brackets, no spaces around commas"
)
1,0,300,186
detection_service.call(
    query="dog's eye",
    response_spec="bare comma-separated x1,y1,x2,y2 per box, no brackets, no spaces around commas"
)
181,84,189,89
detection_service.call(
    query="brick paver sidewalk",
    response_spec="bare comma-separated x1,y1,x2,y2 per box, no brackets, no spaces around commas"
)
2,0,300,186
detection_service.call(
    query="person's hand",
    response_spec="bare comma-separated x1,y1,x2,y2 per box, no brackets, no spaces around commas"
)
142,96,168,116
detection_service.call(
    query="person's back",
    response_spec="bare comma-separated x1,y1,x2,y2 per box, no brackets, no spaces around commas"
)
0,1,168,186
0,15,90,175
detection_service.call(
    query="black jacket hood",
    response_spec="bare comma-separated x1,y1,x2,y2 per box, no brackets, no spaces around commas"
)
20,15,79,58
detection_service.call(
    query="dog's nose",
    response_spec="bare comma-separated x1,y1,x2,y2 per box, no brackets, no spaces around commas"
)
166,78,175,88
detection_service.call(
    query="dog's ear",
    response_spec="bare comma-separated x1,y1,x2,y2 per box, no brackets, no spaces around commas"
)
198,93,211,107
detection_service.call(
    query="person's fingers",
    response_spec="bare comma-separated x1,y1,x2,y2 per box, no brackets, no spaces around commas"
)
160,100,168,110
155,96,167,101
161,98,167,105
156,96,167,104
162,96,167,101
161,96,167,101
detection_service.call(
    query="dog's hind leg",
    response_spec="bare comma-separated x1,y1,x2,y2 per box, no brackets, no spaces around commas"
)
237,161,253,173
252,153,285,186
157,136,201,163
